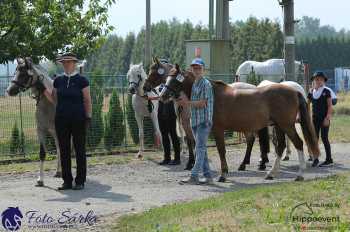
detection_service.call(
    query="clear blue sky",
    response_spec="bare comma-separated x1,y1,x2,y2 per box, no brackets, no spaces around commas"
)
109,0,349,37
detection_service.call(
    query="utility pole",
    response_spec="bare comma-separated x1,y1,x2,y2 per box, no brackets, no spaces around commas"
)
145,0,151,70
281,0,295,81
209,0,214,39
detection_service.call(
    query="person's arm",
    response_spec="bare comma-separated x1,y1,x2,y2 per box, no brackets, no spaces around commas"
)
43,88,55,104
176,98,207,108
325,97,333,121
82,87,92,119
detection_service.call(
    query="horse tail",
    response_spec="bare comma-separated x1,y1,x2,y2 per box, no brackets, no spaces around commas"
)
298,92,320,157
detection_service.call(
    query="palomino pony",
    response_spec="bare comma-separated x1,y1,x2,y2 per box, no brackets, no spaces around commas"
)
144,58,270,171
6,57,61,187
127,64,162,158
160,65,320,182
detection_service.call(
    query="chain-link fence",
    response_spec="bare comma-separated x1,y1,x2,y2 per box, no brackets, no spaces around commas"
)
0,73,244,160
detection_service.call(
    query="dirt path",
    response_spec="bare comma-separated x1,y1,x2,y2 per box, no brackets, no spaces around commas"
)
0,143,349,231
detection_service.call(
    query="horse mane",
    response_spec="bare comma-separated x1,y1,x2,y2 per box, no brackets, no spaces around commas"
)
209,79,227,86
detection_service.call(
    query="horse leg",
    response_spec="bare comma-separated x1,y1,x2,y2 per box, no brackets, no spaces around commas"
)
151,112,162,148
52,132,62,178
258,127,270,170
283,126,306,181
179,107,195,170
283,137,292,161
136,115,144,159
265,126,285,180
213,128,228,182
238,132,255,171
36,131,46,187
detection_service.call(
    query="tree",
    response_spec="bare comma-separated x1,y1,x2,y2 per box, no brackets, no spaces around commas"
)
116,33,135,74
87,70,105,150
104,89,125,150
0,0,115,64
126,95,139,144
10,122,25,154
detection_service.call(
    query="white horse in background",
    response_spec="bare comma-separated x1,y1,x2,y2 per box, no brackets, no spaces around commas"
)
127,64,162,159
236,59,303,83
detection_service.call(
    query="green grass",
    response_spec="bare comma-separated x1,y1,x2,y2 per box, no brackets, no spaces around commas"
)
329,115,350,143
112,173,350,232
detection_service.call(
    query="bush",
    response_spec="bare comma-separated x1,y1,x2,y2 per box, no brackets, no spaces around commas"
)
87,70,105,149
126,94,139,144
10,122,25,154
104,89,125,150
246,68,262,86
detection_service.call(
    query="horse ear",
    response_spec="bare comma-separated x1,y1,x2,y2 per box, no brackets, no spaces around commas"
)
155,57,160,64
152,57,156,63
139,63,143,68
175,63,180,71
129,63,133,69
25,57,33,69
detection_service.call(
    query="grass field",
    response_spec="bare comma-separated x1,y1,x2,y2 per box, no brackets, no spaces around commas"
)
113,173,350,232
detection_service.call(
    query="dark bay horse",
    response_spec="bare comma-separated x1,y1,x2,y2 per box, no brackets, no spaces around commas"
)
160,64,320,182
144,58,270,171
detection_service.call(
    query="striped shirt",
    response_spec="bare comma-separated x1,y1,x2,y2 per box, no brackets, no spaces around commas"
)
190,77,214,127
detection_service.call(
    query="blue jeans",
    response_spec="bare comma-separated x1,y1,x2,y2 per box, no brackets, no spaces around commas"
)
191,122,212,178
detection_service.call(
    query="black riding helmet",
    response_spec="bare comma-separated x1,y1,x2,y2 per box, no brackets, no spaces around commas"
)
311,71,328,82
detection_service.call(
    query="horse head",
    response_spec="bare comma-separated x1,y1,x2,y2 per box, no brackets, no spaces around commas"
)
160,64,193,102
143,57,173,93
6,57,42,96
127,63,147,96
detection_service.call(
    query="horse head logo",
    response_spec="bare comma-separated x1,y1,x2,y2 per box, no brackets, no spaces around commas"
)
1,207,23,231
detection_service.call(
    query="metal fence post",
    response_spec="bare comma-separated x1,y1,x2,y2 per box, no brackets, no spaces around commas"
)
18,93,25,156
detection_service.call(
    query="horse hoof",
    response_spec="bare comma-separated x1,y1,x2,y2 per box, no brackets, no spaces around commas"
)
258,164,266,171
295,176,304,181
265,175,274,180
283,156,290,161
35,181,44,187
136,154,143,159
184,162,194,171
54,172,62,178
218,176,226,182
238,164,246,171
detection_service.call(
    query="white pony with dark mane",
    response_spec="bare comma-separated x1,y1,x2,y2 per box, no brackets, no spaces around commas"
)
127,64,162,158
6,58,61,187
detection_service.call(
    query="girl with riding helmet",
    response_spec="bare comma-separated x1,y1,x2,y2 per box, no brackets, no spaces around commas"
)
308,71,335,167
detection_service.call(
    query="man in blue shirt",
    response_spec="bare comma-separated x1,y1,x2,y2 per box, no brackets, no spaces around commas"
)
177,58,214,185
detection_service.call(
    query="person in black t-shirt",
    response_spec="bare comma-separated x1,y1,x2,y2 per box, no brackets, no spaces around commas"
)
45,53,92,190
307,71,333,167
148,84,181,165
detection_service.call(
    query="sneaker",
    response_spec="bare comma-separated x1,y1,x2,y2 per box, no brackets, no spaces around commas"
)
319,159,334,167
73,184,84,190
168,159,181,165
308,156,313,162
199,177,214,185
312,158,319,167
58,183,72,190
179,176,199,185
158,159,171,165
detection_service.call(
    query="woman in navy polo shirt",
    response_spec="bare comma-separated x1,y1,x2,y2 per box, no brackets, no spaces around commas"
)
308,71,333,167
52,53,92,190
